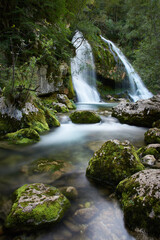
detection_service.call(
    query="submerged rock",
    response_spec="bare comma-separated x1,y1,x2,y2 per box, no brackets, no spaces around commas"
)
70,111,101,124
4,128,40,145
5,183,70,231
144,128,160,144
116,169,160,237
86,140,144,186
112,95,160,127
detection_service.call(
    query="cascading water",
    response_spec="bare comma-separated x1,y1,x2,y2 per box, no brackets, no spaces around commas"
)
71,31,100,103
100,36,153,102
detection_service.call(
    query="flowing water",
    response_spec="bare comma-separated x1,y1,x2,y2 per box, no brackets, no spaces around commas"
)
0,33,155,240
0,111,148,240
71,31,100,103
100,36,153,102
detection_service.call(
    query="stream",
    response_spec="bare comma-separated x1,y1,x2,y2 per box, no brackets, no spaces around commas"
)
0,103,149,240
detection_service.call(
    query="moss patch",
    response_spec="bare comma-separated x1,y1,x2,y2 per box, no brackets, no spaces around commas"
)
70,111,101,124
86,139,144,186
5,128,40,145
5,183,70,231
116,169,160,237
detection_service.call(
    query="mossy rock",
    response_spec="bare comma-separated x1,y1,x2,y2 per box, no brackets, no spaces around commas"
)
57,94,75,110
86,140,144,186
24,106,49,134
53,103,69,113
5,183,70,231
4,128,40,145
0,113,22,135
152,119,160,128
144,128,160,144
137,144,160,160
116,169,160,237
70,111,101,124
43,108,60,128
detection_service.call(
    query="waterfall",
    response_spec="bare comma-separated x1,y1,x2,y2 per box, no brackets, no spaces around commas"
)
71,31,100,103
100,36,153,102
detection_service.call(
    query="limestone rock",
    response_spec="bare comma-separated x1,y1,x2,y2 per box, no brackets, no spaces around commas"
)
116,169,160,237
144,128,160,144
57,94,75,109
141,155,156,166
86,140,144,186
70,111,101,124
5,183,70,231
137,143,160,160
112,95,160,127
53,102,69,113
74,207,98,223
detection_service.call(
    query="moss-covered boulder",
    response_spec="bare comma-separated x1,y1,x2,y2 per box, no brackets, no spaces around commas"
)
43,108,60,128
116,169,160,237
112,95,160,127
86,140,144,186
137,143,160,168
5,183,70,231
4,128,40,145
57,94,75,109
53,103,69,113
144,128,160,144
70,111,101,124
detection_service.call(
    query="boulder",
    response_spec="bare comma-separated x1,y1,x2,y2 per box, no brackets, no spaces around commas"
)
57,94,75,109
86,140,144,186
144,128,160,144
4,128,40,145
70,111,101,124
116,169,160,237
141,155,156,166
112,95,160,127
0,97,60,137
137,143,160,160
53,102,69,113
5,183,70,231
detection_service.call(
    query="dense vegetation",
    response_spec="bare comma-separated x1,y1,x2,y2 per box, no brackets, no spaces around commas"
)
85,0,160,93
0,0,160,101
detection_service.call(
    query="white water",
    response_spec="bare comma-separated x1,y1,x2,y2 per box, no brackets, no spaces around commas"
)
100,36,153,102
71,31,100,103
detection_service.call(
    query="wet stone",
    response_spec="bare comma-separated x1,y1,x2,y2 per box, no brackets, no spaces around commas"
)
74,207,98,223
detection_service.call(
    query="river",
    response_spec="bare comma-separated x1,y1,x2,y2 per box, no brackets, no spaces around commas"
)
0,102,149,240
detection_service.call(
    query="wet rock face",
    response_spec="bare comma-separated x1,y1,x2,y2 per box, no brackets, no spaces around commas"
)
112,95,160,127
5,183,70,231
70,111,101,124
144,128,160,144
116,169,160,237
86,140,144,186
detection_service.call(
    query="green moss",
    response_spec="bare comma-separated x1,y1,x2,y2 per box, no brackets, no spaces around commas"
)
70,111,101,124
53,104,69,113
144,128,160,144
116,172,160,237
43,109,60,127
86,140,144,186
5,128,40,145
5,183,71,231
